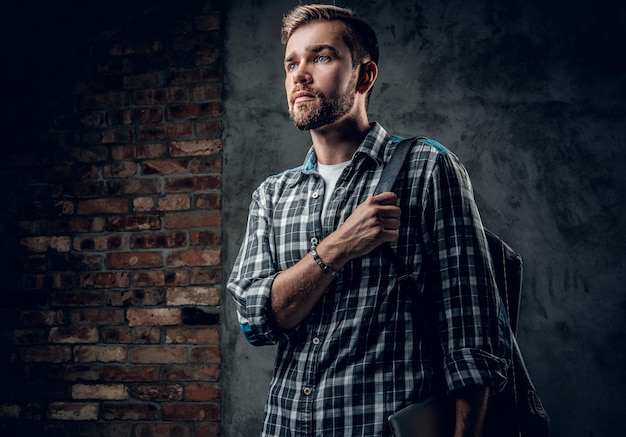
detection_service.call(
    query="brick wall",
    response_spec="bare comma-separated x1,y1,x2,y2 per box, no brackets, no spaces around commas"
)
0,1,223,436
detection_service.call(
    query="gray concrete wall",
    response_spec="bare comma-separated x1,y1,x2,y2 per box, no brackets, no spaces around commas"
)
222,1,626,436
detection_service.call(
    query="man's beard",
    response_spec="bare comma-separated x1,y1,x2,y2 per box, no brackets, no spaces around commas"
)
289,80,356,131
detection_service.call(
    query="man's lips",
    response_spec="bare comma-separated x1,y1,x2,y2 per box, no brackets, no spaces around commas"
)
292,90,316,104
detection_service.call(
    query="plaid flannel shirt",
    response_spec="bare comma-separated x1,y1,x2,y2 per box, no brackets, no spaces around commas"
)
228,123,510,436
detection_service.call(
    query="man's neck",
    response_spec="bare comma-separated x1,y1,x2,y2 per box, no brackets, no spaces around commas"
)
310,116,371,165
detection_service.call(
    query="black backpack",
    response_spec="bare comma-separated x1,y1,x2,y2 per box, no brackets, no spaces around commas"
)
376,137,550,437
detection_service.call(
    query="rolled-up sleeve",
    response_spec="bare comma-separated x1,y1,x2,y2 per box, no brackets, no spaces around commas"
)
227,187,281,346
422,150,511,394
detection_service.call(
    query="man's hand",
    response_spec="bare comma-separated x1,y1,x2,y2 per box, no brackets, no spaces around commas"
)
319,191,401,266
270,192,400,330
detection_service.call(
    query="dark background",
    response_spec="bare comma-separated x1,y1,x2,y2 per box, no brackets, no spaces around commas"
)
0,0,624,436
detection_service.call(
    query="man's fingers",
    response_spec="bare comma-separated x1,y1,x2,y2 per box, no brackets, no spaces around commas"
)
371,191,398,205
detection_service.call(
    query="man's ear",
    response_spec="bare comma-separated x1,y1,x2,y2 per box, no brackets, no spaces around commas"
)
357,61,378,94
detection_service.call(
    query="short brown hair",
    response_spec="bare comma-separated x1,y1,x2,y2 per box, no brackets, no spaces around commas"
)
281,4,379,67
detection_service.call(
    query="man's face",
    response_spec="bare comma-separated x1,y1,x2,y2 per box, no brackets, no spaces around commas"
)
284,20,358,130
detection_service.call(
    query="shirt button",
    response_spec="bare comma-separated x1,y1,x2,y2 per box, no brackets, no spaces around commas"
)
310,237,319,245
312,337,321,345
312,192,320,199
303,387,312,396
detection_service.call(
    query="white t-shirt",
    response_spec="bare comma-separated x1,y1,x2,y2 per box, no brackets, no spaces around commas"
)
317,161,351,218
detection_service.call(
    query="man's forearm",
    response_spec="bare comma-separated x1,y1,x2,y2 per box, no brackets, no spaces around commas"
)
270,245,338,330
453,386,490,437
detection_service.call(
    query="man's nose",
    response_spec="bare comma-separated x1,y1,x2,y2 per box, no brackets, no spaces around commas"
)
293,63,312,84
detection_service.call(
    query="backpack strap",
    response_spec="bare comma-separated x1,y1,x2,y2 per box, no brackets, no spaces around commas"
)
374,137,420,280
374,137,419,195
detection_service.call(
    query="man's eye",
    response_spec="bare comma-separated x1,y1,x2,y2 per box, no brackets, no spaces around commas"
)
287,63,298,71
316,55,330,63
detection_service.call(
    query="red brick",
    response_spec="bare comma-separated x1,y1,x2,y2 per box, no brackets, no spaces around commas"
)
77,164,103,180
69,146,110,163
74,234,125,251
162,402,220,421
130,346,187,364
164,211,221,229
102,402,159,420
107,251,163,269
169,138,222,156
166,249,220,267
77,198,128,215
195,119,222,137
164,121,193,139
103,365,159,382
133,87,187,105
188,155,222,173
136,143,167,159
47,402,99,420
20,236,71,253
133,327,161,344
189,267,222,285
162,365,219,382
78,272,130,289
190,347,221,364
142,158,189,175
165,175,222,192
107,215,161,231
137,123,166,141
133,196,154,212
108,178,161,195
190,230,221,246
100,128,134,144
107,107,162,126
194,194,221,210
135,424,192,437
157,194,191,211
111,144,136,160
49,327,99,344
194,422,220,437
74,346,126,363
132,269,190,287
190,84,222,101
165,327,219,345
103,161,138,178
130,384,183,401
63,365,102,382
102,327,133,344
69,308,124,325
106,289,164,306
166,287,220,306
127,308,181,327
130,232,187,249
186,383,220,401
72,383,128,400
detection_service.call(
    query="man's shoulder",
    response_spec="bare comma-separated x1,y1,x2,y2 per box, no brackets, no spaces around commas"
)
389,134,453,156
